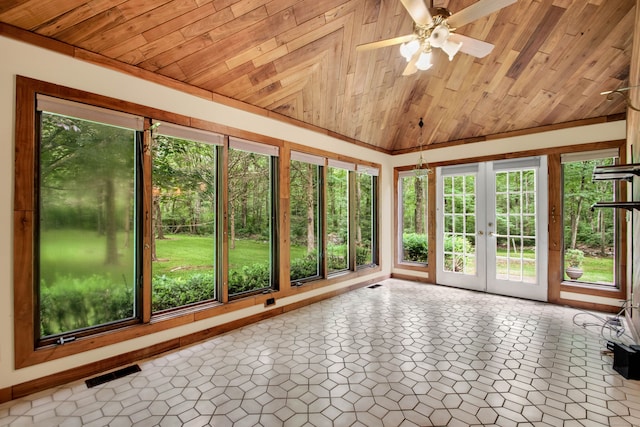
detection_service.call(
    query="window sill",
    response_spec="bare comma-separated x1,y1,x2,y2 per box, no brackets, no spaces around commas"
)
560,280,624,298
394,261,428,271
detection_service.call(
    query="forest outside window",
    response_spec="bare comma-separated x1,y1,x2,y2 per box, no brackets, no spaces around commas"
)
327,160,355,274
289,152,323,283
227,138,279,297
151,123,223,312
36,95,143,343
398,170,429,265
15,78,381,367
561,149,619,287
356,165,379,268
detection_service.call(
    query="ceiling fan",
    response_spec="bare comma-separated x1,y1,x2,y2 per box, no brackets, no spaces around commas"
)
356,0,517,75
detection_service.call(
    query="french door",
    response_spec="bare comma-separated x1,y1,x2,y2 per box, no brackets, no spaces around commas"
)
435,157,548,301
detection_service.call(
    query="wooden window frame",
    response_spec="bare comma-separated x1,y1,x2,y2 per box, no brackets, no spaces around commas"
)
393,166,436,280
288,157,324,285
548,144,628,309
14,77,382,368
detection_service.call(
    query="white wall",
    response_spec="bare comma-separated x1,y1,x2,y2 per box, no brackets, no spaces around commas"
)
0,35,392,389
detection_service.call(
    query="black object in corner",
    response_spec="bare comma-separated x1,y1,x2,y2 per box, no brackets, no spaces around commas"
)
612,343,640,380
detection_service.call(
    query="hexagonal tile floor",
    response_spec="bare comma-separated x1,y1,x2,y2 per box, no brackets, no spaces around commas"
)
1,279,639,426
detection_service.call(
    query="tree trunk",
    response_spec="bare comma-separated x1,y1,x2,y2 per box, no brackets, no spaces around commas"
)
230,203,236,250
414,177,424,234
569,172,587,249
104,177,119,265
123,185,132,248
96,184,104,236
193,192,201,235
306,164,315,254
154,193,165,239
569,199,582,250
241,181,248,229
356,175,362,244
599,209,606,256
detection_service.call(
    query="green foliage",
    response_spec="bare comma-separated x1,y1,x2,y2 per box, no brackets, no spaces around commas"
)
290,254,319,282
563,158,615,251
152,273,216,312
564,248,584,268
356,244,372,266
327,243,348,271
40,274,133,337
443,234,474,272
228,262,270,294
402,233,428,263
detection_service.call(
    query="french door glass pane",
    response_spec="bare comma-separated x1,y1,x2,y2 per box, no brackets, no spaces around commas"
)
39,112,137,337
494,169,537,283
152,135,217,312
290,160,321,282
442,174,476,274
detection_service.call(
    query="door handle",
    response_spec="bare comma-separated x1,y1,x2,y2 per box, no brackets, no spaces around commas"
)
478,230,484,236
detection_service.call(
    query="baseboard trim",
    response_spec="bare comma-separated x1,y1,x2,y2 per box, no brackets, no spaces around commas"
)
1,274,388,404
391,273,433,284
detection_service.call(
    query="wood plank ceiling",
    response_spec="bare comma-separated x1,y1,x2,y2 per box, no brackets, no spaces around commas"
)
0,0,634,153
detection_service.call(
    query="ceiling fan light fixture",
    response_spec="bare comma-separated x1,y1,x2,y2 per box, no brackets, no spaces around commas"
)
400,39,420,61
416,51,432,70
442,39,463,61
428,24,450,48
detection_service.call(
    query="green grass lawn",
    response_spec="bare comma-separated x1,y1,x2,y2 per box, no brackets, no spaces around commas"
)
493,249,614,284
40,230,616,285
578,255,614,284
154,234,308,278
40,229,135,286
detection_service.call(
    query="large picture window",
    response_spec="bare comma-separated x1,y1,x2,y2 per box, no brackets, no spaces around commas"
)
561,150,618,286
36,96,142,342
227,138,279,296
289,152,323,283
356,166,378,267
327,160,354,274
398,170,429,264
151,123,222,312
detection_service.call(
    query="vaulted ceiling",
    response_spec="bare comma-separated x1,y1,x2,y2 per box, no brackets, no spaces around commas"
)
0,0,634,153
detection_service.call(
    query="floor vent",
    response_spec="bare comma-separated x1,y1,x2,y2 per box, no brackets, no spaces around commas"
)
85,365,141,388
367,284,383,289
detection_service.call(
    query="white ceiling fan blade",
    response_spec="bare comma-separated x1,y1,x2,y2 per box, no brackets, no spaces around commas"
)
448,33,494,58
356,34,416,51
400,0,433,26
447,0,516,29
402,50,421,76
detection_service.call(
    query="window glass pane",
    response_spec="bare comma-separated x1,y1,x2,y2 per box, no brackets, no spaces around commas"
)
228,148,274,295
400,174,428,264
290,159,321,282
151,135,218,312
39,111,137,338
562,157,616,285
327,166,349,273
357,172,375,267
